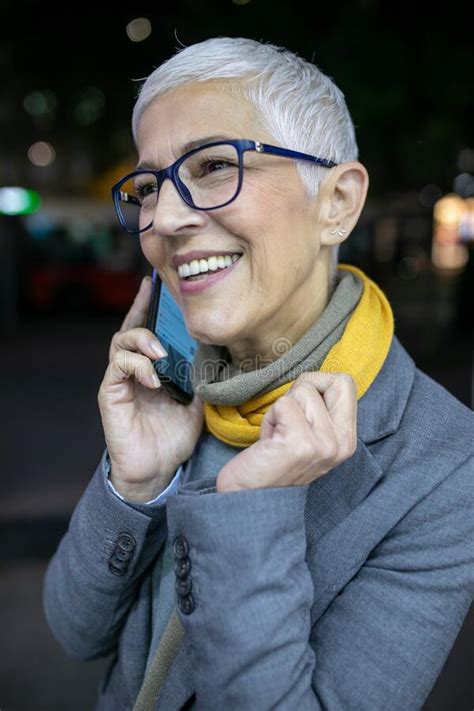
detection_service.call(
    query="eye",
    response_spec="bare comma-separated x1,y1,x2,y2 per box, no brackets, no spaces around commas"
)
180,147,239,182
134,179,157,200
199,158,236,176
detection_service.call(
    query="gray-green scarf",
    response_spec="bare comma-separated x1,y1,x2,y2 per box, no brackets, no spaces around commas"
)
191,267,363,406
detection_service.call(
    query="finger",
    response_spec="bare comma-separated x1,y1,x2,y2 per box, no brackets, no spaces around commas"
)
284,383,341,462
105,350,161,390
294,372,357,430
262,392,317,443
318,373,357,434
285,374,356,458
261,395,341,476
109,326,167,362
284,380,334,432
119,276,152,333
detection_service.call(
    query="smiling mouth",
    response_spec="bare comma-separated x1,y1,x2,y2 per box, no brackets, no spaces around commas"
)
177,252,243,295
178,253,242,281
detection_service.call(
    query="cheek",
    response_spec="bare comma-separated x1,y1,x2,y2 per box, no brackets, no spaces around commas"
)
213,184,289,248
139,233,152,260
139,233,165,267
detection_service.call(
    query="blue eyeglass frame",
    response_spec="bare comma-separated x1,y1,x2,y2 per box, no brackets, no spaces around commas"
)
111,138,338,234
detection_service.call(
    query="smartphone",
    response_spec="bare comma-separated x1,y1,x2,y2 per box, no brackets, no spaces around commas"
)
146,269,198,405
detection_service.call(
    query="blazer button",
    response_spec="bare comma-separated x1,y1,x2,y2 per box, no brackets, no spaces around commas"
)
172,536,189,559
108,558,128,576
178,593,195,615
110,553,127,567
114,547,131,561
117,533,136,552
174,557,191,579
176,577,192,597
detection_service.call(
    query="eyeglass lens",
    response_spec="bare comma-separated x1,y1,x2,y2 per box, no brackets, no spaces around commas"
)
117,143,241,232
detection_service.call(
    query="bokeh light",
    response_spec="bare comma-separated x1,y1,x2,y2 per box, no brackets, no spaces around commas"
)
28,141,56,167
453,173,474,198
73,87,105,126
0,187,41,215
432,193,471,270
126,17,152,42
434,193,466,227
23,90,58,118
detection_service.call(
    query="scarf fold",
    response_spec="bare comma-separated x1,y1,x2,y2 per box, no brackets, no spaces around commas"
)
198,264,394,448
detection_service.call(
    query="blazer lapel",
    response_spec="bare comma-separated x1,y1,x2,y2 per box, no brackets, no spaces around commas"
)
305,336,416,622
305,437,384,543
305,440,385,622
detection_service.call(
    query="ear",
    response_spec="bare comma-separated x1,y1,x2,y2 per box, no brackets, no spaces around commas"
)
316,162,369,247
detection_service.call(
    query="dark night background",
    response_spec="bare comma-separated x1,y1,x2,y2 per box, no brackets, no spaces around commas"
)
1,1,473,709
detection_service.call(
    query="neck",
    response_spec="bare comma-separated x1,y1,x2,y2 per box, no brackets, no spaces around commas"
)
228,258,331,372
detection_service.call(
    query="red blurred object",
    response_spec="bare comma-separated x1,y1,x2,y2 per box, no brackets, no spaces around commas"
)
27,264,142,313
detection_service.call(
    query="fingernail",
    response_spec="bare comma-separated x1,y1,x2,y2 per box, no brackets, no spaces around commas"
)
149,340,167,357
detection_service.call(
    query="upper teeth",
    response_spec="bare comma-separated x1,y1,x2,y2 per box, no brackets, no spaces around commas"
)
177,253,241,278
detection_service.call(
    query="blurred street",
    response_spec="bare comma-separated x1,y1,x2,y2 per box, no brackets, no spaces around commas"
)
1,314,118,710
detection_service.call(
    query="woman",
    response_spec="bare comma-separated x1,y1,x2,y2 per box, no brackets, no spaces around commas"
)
43,37,473,710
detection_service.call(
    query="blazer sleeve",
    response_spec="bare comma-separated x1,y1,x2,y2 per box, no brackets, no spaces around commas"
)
43,448,169,660
165,454,474,711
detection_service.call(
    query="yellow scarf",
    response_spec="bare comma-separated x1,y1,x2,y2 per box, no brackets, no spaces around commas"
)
204,264,394,448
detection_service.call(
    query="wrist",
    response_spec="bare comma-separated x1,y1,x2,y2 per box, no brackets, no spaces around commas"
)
109,472,170,503
216,471,249,493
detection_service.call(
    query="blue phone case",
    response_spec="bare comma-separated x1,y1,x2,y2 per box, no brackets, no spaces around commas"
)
146,270,198,404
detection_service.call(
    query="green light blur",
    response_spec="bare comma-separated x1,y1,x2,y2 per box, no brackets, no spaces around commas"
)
0,187,42,216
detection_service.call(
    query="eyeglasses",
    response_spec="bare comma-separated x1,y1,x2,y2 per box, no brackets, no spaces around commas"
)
111,139,338,234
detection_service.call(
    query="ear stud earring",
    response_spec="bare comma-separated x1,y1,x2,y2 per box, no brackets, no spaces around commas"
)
330,227,347,237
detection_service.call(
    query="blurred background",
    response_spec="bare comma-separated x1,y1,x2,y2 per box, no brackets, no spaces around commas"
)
1,1,473,709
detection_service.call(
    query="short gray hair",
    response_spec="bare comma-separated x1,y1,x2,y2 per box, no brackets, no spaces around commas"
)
132,37,359,283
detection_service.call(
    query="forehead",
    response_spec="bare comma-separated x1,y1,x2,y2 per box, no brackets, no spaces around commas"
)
136,81,267,164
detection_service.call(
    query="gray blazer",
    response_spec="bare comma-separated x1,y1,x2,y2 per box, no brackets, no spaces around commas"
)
43,336,474,710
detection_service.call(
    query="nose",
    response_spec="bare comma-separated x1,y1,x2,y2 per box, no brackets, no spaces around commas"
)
150,177,207,236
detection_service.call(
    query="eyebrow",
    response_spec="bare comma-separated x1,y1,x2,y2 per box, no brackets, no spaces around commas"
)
136,134,235,170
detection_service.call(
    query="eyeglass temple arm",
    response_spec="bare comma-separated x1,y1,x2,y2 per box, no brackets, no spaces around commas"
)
119,191,141,206
256,142,338,169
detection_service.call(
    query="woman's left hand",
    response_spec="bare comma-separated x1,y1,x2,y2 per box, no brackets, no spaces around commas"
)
216,372,358,493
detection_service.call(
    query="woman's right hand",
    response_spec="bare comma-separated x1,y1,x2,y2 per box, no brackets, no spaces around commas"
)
98,276,204,502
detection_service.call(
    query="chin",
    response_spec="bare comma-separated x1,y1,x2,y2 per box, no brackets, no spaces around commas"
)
186,320,235,349
189,328,231,348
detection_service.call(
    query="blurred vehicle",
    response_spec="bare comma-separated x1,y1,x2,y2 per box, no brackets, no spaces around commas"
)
28,263,141,314
17,198,144,315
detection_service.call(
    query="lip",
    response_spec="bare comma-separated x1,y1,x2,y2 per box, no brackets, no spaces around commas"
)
178,254,242,295
171,249,242,270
